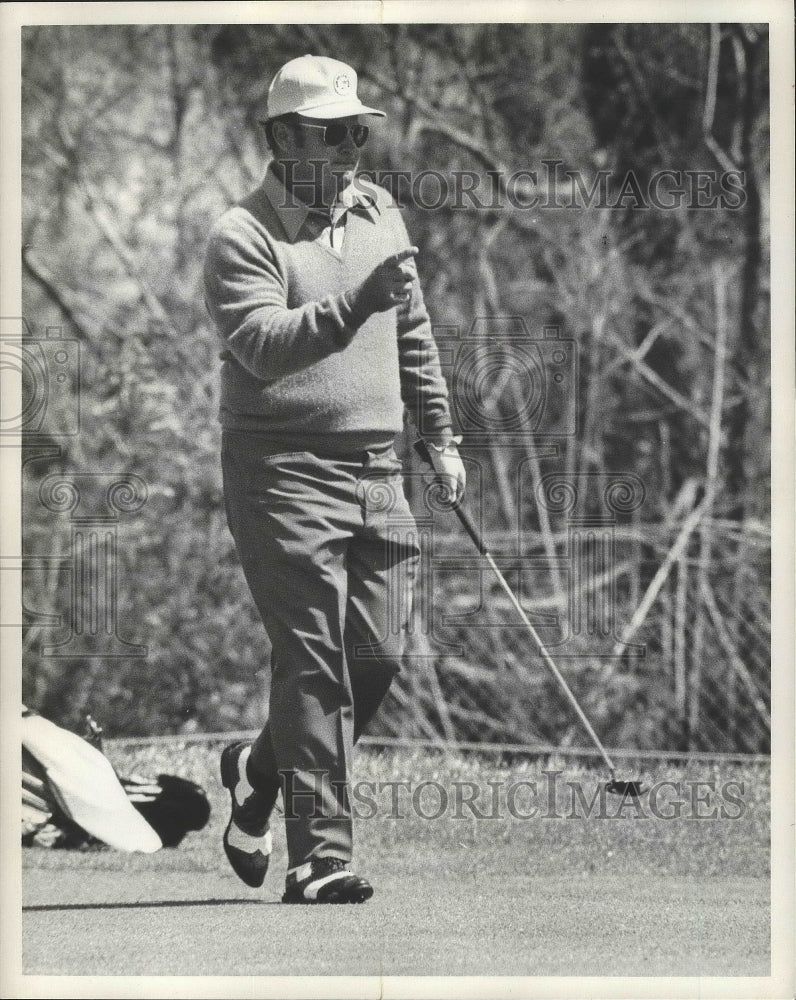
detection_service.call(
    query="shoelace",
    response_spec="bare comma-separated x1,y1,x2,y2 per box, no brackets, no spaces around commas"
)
314,857,348,876
234,783,273,836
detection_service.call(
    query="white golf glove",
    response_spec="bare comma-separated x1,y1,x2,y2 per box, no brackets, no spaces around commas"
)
425,438,466,505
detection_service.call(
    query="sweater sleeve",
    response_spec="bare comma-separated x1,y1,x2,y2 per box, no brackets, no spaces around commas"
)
391,211,454,443
203,214,360,382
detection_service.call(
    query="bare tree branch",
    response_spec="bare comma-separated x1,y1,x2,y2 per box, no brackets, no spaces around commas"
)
612,492,710,657
77,178,177,333
22,246,93,342
689,264,730,739
702,24,739,172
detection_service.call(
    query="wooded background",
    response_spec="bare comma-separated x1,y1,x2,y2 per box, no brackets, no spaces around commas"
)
19,23,770,752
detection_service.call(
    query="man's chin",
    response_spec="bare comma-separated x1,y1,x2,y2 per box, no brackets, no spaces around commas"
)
332,166,357,184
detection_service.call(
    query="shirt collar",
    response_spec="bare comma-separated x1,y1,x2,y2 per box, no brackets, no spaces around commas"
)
261,164,380,242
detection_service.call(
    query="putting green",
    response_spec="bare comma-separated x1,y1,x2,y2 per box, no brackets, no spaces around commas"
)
21,850,768,977
19,748,771,978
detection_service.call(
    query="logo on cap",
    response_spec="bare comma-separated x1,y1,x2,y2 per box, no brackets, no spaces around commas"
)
333,73,352,96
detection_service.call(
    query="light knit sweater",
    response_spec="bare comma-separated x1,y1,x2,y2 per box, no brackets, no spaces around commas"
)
203,169,453,448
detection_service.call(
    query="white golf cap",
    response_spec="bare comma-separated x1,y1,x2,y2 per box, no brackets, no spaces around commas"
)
266,54,385,120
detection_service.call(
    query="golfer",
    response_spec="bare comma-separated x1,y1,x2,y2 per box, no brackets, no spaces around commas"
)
203,54,464,903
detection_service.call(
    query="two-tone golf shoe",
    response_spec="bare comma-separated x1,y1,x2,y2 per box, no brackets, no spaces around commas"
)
220,741,274,888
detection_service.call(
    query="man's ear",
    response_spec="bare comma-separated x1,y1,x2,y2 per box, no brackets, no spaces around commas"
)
271,120,292,152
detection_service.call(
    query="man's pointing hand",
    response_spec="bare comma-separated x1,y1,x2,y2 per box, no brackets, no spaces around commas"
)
346,247,419,321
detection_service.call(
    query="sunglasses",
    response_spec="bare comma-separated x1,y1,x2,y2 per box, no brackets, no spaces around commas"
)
293,121,370,148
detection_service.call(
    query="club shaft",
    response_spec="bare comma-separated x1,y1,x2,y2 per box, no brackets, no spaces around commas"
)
481,547,617,776
413,438,616,777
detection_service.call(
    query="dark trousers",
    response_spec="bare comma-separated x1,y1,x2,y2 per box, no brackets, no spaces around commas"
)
221,431,420,868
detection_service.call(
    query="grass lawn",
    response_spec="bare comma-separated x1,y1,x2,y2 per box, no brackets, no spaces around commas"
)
21,744,770,978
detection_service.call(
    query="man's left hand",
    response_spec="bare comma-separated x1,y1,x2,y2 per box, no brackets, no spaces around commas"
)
427,445,466,506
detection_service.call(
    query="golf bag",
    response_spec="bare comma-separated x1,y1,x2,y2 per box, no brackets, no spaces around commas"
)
21,708,210,850
119,773,212,848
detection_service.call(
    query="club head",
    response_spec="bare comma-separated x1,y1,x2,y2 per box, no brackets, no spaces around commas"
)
605,779,646,798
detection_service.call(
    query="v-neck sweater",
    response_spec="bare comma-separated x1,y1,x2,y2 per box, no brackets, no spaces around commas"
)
203,175,453,448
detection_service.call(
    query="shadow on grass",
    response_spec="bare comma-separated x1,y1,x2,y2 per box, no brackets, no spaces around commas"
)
23,898,273,912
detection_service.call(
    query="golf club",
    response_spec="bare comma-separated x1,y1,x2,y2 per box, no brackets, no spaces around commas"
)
414,440,646,798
